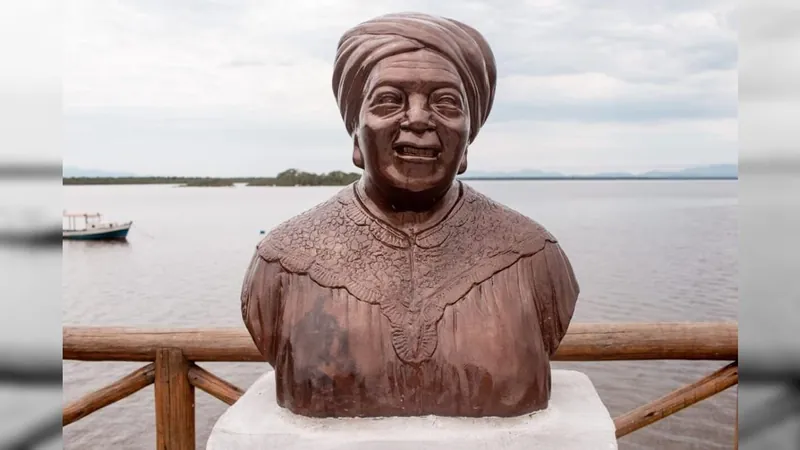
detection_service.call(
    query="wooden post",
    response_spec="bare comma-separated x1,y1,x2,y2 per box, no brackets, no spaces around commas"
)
155,348,195,450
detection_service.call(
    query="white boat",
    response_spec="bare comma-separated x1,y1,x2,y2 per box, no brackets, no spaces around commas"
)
63,212,132,240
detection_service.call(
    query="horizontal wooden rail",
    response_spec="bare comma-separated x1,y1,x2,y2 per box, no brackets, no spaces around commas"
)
63,363,156,426
64,327,262,362
63,322,737,362
556,322,737,361
613,362,739,438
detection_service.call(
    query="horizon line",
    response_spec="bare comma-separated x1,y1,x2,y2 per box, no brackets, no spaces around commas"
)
0,160,761,179
61,162,741,179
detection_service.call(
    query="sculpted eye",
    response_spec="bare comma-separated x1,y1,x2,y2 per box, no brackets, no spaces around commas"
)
438,95,458,106
375,92,403,105
433,92,462,110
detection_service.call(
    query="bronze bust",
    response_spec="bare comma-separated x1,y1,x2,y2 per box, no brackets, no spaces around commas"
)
241,12,579,418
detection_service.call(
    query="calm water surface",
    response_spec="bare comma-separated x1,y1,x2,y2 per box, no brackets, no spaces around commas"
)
63,180,738,449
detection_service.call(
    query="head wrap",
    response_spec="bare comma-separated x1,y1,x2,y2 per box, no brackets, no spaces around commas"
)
332,12,497,144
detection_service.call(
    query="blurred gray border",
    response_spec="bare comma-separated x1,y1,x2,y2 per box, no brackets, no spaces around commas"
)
2,0,800,448
738,0,800,447
0,0,63,448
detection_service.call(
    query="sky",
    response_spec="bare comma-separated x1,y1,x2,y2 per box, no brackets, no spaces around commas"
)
61,0,744,177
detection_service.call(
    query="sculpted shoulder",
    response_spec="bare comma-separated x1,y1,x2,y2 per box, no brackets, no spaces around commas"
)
253,186,357,270
459,183,557,247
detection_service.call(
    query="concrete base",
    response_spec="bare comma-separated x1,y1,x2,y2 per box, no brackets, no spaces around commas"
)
207,370,617,450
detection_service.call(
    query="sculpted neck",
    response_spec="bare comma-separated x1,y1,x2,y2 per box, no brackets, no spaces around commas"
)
356,177,461,234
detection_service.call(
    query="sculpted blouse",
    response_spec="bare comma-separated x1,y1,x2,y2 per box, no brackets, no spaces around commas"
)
241,182,579,418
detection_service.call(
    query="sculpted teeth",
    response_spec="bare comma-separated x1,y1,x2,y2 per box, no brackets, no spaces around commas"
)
397,146,439,158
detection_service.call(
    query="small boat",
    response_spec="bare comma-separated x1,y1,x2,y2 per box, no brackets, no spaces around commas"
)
63,212,132,240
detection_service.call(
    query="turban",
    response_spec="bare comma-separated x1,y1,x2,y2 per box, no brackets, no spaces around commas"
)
332,13,497,144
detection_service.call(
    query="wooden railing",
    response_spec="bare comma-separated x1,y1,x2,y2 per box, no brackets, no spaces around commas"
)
62,322,739,449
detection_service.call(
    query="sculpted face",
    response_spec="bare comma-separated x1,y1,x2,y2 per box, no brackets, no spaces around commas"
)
354,49,470,197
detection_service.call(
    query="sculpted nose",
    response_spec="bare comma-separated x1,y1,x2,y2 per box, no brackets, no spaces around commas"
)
402,97,434,133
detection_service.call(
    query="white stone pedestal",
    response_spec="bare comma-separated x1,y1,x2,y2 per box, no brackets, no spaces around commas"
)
207,370,617,450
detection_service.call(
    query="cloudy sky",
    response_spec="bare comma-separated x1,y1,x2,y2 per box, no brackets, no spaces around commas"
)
63,0,742,177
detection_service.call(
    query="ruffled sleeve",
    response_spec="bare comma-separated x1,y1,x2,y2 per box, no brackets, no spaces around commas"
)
241,248,284,365
532,241,580,356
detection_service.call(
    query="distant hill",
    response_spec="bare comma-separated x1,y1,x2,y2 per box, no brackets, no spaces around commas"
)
463,169,565,178
461,164,737,179
62,166,138,178
641,164,738,178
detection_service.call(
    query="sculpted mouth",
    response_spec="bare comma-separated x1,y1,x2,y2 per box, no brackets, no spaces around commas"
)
394,146,441,160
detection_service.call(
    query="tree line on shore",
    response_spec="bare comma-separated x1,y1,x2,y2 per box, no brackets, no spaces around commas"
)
62,169,363,187
63,168,738,187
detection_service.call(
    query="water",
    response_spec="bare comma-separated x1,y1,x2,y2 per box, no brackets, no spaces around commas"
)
62,180,738,449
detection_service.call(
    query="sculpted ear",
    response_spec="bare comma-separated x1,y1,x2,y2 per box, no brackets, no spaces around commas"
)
457,148,468,174
352,134,364,169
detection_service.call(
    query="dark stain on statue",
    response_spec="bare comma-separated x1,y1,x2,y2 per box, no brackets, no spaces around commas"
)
290,293,359,414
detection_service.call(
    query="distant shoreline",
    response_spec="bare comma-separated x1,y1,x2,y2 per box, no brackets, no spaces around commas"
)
61,165,740,185
461,176,737,181
62,175,737,186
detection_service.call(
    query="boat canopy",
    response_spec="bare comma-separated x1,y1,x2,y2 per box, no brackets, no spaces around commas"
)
63,212,103,218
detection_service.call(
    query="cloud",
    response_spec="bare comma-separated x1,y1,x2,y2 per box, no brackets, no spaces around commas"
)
494,69,736,123
470,118,737,174
64,0,738,175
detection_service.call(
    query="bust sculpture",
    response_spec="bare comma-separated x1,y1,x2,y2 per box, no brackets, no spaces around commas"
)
241,12,580,419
